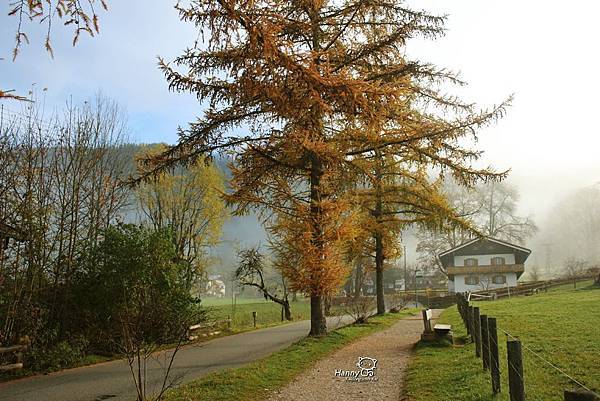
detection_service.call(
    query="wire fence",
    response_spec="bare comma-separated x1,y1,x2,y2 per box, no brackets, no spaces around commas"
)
456,293,600,401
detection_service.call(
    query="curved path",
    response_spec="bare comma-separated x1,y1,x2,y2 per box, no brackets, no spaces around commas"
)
0,315,353,401
268,310,442,401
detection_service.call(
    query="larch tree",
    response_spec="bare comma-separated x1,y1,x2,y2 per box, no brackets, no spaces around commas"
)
141,0,509,336
352,156,474,314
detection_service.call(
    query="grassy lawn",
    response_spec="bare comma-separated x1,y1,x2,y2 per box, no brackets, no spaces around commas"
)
207,300,310,329
205,298,345,331
405,282,600,401
164,310,417,401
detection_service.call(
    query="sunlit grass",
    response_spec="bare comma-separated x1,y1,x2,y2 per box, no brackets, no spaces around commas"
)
405,282,600,401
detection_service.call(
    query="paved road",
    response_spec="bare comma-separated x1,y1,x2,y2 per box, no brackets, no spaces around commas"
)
0,315,354,401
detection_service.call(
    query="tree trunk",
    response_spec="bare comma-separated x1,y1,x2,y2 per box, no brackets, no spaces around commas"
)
354,259,363,299
308,151,328,336
283,300,292,321
324,294,332,316
309,295,327,336
374,154,385,315
375,232,385,315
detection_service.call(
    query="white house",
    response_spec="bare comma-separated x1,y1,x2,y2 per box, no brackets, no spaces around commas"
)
438,237,531,294
206,274,226,297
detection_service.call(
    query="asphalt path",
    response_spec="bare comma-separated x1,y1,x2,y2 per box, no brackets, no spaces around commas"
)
0,315,354,401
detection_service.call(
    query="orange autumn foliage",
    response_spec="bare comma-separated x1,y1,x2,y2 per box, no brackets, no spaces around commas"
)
140,0,510,335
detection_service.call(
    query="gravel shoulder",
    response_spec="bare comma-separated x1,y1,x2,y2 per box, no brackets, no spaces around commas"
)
267,310,442,401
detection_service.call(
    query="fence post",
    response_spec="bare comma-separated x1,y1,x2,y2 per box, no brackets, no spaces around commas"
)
474,307,481,358
252,311,257,328
507,339,525,401
481,315,490,371
564,390,599,401
466,305,472,338
489,317,501,395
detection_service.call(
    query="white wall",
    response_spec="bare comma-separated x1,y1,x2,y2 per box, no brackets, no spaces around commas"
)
454,253,515,266
450,272,518,293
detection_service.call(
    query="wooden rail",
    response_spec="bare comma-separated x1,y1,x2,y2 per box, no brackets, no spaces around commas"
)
447,264,525,275
470,274,596,300
188,319,232,340
0,344,28,372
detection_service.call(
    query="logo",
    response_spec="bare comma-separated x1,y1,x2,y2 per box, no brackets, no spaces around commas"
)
334,356,378,382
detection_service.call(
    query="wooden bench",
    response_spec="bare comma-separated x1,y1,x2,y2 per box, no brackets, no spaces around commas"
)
421,309,452,341
433,323,452,336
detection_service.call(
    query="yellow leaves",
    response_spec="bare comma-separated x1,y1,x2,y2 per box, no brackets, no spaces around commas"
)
136,145,228,270
269,197,360,296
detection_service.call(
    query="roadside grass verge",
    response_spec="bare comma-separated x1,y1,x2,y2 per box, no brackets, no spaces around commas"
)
164,310,416,401
405,282,600,401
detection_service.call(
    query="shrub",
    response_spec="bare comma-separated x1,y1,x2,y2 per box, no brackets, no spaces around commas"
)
72,224,200,353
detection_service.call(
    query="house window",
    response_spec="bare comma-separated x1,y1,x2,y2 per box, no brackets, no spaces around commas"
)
464,258,478,267
492,275,507,284
464,275,479,285
491,257,506,266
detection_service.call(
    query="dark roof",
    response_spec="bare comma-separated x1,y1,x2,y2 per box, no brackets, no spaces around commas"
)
438,237,531,267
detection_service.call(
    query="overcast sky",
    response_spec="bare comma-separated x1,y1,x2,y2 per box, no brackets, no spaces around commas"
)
1,1,599,220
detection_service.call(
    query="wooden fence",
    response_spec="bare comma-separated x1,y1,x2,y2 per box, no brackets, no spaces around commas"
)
0,343,28,372
456,293,599,401
331,291,455,310
469,274,596,300
188,318,232,340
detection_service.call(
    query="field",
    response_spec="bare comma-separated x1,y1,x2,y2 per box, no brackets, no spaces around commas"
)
405,281,600,401
202,297,343,331
164,310,417,401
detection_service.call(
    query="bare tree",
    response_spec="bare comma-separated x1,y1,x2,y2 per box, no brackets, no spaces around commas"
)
565,258,587,279
417,179,537,275
526,264,543,282
0,96,131,346
119,298,196,401
542,184,600,268
235,248,292,321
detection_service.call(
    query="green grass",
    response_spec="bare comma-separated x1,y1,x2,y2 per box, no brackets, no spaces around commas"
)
202,297,307,307
164,310,417,401
405,282,600,401
207,300,310,330
206,299,344,331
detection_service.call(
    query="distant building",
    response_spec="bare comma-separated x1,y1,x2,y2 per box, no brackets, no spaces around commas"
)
206,274,226,297
439,237,531,293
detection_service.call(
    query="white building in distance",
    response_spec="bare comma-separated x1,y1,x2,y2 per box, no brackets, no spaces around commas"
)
438,237,532,293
